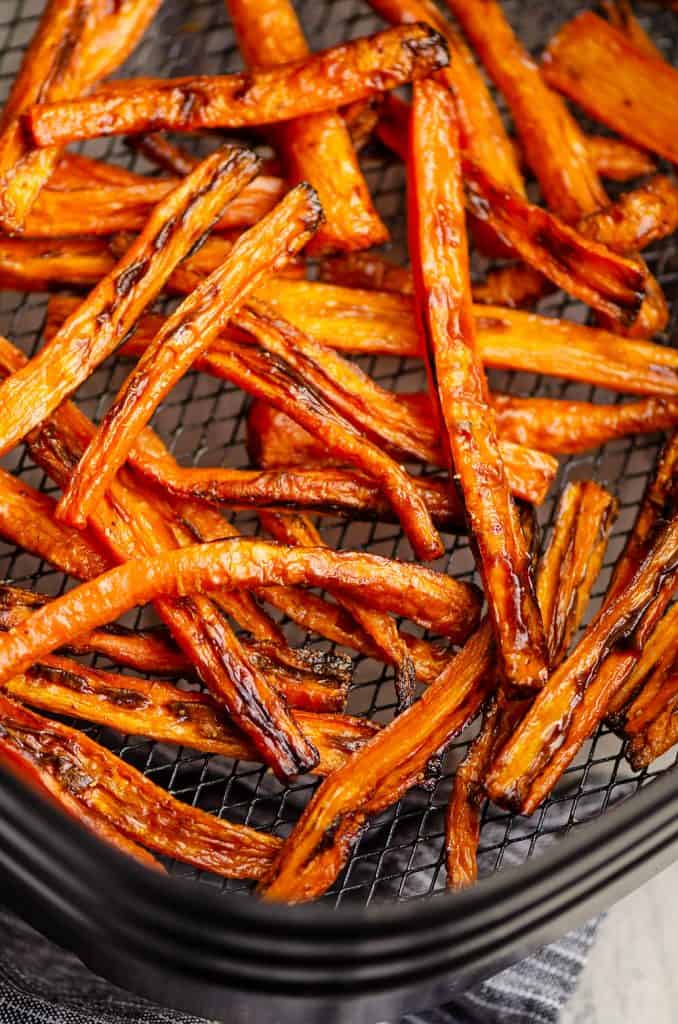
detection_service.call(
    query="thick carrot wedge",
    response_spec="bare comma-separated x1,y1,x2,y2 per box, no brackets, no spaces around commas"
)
0,147,260,458
577,176,678,254
47,288,678,396
486,513,678,814
0,692,280,878
446,482,616,889
543,12,678,165
0,540,481,682
57,183,321,530
444,0,606,221
5,653,374,776
26,24,450,145
226,0,387,254
409,78,547,690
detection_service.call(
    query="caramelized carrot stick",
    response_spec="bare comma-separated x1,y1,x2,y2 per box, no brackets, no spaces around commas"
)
486,514,678,815
601,0,664,61
446,482,616,889
542,13,678,165
260,511,415,712
0,147,260,458
0,692,280,878
57,184,321,530
583,135,655,182
606,605,678,729
577,176,678,254
625,649,678,770
409,78,547,690
0,236,114,291
27,25,450,145
4,653,374,776
0,540,481,682
76,0,163,83
226,0,387,254
472,266,552,310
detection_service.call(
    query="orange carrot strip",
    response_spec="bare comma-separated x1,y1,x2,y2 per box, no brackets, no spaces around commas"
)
577,175,678,255
583,135,655,182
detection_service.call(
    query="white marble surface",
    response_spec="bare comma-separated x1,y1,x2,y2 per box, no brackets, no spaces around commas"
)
561,861,678,1024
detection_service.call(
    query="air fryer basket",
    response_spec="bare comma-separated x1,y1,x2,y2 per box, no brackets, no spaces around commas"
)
0,0,676,1020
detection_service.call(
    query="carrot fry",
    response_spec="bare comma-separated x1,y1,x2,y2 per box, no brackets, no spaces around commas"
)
26,24,450,145
542,12,678,166
0,236,114,291
0,147,261,458
4,652,373,777
0,692,280,878
577,176,678,255
601,0,664,61
446,482,616,889
625,647,678,770
486,512,678,815
260,620,496,903
583,135,655,183
227,0,387,254
127,133,199,176
472,265,553,310
260,511,415,712
342,98,381,152
50,152,153,188
409,78,547,689
0,540,481,682
76,0,163,83
462,159,645,327
47,288,678,397
0,468,108,580
443,0,606,221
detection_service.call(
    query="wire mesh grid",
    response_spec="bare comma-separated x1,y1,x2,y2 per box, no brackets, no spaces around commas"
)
0,0,675,908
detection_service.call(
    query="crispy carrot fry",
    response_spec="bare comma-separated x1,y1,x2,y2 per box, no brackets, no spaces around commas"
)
227,0,387,254
27,24,449,145
543,12,678,165
48,287,678,396
583,135,655,182
261,620,496,902
0,147,260,458
601,0,664,61
0,540,481,681
57,184,321,530
577,176,678,255
51,151,153,188
0,236,114,291
443,0,606,221
486,513,678,815
409,78,547,689
77,0,163,82
0,692,280,878
4,653,374,776
128,133,199,176
260,511,415,712
342,98,381,152
607,604,678,728
462,159,645,327
446,482,616,888
625,648,678,770
0,469,108,580
472,265,553,310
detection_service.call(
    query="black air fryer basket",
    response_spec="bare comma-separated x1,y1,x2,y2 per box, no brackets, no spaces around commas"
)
0,2,676,1022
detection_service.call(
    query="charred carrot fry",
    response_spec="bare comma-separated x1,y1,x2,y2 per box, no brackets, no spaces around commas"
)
261,620,496,902
27,24,449,145
0,236,114,291
446,482,616,889
577,176,678,255
625,647,678,770
0,147,261,458
48,288,678,397
543,13,678,166
260,511,415,712
0,692,280,878
486,512,678,815
57,184,322,531
4,653,373,776
409,78,547,690
462,159,645,327
583,135,655,183
226,0,387,254
607,603,678,727
444,0,606,222
128,133,199,176
0,540,481,681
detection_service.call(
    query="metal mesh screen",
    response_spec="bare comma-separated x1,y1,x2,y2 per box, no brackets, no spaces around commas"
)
0,0,676,907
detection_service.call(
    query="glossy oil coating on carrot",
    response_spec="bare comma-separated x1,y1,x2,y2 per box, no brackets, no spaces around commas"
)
0,692,281,878
444,0,606,223
625,648,678,770
446,482,616,889
57,183,322,530
583,135,655,183
0,539,481,683
4,653,375,777
543,12,678,166
227,0,387,254
0,236,114,291
486,512,678,815
26,24,450,145
0,147,261,459
577,176,678,255
261,620,496,902
409,78,547,690
462,159,646,327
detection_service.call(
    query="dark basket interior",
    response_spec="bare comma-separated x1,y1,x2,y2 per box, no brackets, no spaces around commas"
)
0,0,676,907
